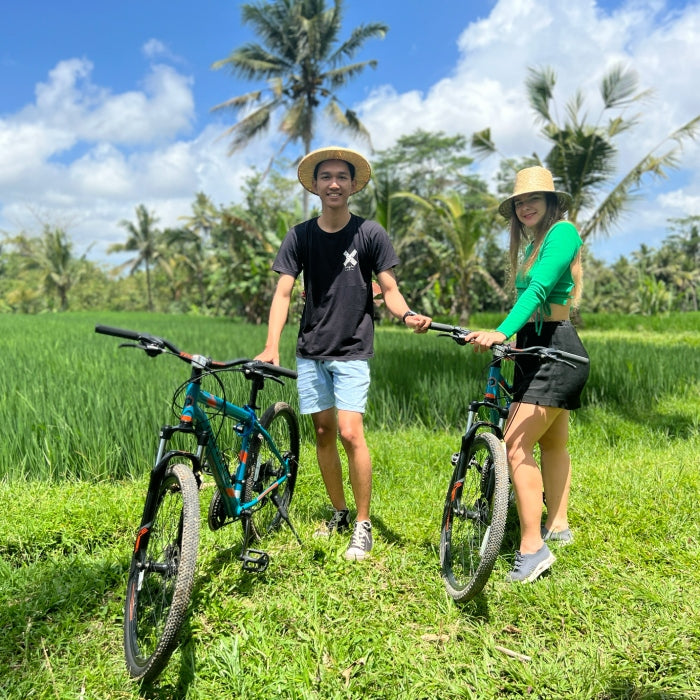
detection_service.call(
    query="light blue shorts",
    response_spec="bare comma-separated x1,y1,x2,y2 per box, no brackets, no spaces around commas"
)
296,358,370,415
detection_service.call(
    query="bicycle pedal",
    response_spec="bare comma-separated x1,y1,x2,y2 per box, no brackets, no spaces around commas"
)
240,548,270,573
451,453,460,466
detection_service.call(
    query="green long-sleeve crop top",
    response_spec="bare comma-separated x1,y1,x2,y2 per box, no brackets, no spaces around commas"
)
496,221,582,340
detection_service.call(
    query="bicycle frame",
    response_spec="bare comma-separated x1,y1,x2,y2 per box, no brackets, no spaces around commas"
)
462,355,513,443
147,357,292,522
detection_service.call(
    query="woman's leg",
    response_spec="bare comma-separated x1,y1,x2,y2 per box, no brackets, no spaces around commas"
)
505,402,565,554
539,409,571,533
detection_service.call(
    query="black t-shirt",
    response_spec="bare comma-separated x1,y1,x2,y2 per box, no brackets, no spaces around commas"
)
272,214,400,360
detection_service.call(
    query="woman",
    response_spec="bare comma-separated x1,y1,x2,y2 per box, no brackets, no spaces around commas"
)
466,166,589,583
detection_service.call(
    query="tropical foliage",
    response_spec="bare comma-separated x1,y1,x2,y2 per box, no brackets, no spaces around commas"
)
472,63,700,242
212,0,387,214
2,28,699,322
2,226,91,312
1,158,698,320
108,204,169,312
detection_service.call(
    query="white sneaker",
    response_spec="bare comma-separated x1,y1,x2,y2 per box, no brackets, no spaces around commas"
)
344,520,373,561
313,508,350,538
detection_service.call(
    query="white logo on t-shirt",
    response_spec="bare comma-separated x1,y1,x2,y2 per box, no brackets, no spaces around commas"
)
343,248,358,270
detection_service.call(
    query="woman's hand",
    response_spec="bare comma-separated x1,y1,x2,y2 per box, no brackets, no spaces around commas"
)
464,330,507,352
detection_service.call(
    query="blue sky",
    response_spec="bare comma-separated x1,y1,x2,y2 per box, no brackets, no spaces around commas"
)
2,0,699,265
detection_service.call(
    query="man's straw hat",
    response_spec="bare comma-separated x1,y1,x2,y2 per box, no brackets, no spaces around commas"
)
297,146,371,194
498,166,572,218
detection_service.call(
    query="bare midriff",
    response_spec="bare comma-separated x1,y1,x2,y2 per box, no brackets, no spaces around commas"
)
531,302,571,323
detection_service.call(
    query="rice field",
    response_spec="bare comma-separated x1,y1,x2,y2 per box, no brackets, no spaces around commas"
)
0,311,698,698
0,311,698,481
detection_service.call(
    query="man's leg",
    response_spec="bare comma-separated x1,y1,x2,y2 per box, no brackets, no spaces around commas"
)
337,409,371,521
311,408,347,511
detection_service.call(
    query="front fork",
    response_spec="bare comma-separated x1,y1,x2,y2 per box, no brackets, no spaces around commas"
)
131,425,203,564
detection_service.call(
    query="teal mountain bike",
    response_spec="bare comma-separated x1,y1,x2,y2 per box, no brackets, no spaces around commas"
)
429,322,588,602
96,325,300,682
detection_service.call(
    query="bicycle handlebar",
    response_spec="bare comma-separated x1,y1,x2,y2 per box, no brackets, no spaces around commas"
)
429,322,466,334
96,324,181,354
427,322,589,366
95,324,297,379
245,360,297,380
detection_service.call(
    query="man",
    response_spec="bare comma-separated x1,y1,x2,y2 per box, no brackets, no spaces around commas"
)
256,146,431,561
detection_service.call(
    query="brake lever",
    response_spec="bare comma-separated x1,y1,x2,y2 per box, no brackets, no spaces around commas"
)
118,341,164,357
540,348,575,368
242,364,285,386
441,333,469,346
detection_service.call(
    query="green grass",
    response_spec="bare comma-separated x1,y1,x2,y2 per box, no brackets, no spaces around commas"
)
1,312,699,698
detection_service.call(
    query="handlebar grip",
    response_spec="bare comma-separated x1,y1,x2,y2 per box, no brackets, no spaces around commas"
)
554,350,589,365
429,322,470,334
253,361,297,380
95,324,142,340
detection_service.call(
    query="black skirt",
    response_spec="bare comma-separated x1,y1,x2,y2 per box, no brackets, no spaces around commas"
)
513,321,589,410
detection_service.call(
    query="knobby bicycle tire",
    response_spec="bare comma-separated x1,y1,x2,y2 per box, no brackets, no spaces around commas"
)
440,431,509,603
243,402,300,541
124,463,200,682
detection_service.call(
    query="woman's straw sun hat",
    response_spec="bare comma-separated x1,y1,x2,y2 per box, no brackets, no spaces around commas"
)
498,166,572,218
297,146,371,194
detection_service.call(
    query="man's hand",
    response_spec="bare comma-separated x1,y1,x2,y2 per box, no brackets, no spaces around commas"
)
406,313,432,334
254,347,279,365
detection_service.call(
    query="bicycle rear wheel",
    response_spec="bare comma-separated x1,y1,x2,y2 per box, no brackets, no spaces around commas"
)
440,431,509,602
243,402,300,540
124,462,200,682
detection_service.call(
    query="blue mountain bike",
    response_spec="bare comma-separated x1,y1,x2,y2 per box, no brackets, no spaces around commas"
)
429,322,588,602
96,325,300,682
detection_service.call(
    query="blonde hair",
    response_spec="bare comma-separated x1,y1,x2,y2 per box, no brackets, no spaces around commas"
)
507,193,583,307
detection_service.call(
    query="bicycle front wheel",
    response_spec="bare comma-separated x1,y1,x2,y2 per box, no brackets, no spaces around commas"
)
243,402,300,540
124,462,200,683
440,431,509,603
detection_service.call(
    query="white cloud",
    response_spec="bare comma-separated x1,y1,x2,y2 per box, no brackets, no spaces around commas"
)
0,56,202,256
143,39,169,59
69,144,134,198
355,0,700,260
19,58,194,144
0,121,74,184
1,0,698,266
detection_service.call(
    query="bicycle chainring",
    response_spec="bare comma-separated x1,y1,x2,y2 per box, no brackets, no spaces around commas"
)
207,490,228,531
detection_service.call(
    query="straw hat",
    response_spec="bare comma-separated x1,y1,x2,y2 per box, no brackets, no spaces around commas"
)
498,166,572,218
297,146,371,194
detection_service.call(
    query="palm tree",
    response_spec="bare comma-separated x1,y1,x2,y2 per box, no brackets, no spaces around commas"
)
659,216,700,310
211,0,388,214
392,190,507,323
472,63,700,241
109,204,169,312
10,226,87,310
168,192,221,309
